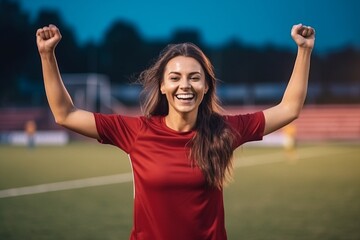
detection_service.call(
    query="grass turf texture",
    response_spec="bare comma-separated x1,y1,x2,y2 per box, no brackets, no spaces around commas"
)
0,142,359,239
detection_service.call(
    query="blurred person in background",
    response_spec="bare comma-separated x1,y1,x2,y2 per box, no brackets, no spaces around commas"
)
282,122,298,162
36,23,315,240
24,120,37,148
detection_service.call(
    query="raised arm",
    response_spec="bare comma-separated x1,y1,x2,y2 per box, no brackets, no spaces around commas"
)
36,24,99,139
263,24,315,135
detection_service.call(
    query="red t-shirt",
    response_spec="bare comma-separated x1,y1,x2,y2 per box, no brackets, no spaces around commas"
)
94,112,265,240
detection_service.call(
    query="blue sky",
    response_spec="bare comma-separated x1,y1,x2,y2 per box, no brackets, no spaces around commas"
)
18,0,360,53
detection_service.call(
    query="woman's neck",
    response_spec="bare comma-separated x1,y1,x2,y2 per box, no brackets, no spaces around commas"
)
164,111,197,132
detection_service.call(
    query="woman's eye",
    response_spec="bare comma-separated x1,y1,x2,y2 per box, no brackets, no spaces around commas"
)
190,77,200,81
170,77,179,81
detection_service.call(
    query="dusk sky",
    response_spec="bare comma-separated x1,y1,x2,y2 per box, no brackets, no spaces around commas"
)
17,0,360,53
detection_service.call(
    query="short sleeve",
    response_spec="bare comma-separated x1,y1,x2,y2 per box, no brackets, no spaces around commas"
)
224,111,265,148
93,113,142,153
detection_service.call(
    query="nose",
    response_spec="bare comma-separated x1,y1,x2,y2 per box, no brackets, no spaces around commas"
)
179,78,191,90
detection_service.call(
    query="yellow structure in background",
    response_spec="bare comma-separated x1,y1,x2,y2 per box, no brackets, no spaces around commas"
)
282,123,297,161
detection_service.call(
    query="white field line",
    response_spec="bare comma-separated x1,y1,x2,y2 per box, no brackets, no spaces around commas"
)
0,173,133,199
0,147,343,199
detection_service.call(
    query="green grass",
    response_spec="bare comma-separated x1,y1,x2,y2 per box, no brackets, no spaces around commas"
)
0,143,131,189
0,142,359,239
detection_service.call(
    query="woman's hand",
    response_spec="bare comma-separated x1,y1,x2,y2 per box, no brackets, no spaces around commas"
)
291,23,315,49
36,24,62,55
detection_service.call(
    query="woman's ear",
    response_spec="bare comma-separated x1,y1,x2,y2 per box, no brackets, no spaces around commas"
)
205,85,209,94
160,83,165,94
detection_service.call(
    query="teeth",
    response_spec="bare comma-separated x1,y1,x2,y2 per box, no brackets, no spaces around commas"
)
176,93,194,100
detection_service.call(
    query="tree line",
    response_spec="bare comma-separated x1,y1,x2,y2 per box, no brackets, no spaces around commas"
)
1,0,359,107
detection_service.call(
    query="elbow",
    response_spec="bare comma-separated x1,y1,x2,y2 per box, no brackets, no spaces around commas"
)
53,107,75,127
289,107,302,122
282,103,302,122
54,112,71,127
290,111,300,122
54,116,66,127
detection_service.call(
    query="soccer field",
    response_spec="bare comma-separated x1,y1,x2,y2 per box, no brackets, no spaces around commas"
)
0,142,359,240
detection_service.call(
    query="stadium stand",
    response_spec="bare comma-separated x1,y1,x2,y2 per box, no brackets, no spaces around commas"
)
225,104,360,141
0,105,359,142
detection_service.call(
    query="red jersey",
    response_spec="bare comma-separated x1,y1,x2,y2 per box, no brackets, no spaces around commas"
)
94,112,265,240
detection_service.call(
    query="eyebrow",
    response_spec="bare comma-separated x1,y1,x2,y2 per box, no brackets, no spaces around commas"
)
168,71,202,75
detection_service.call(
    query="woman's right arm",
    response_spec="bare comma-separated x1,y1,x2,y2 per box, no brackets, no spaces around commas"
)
36,24,99,139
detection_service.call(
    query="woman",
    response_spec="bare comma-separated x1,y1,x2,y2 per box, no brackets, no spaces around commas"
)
36,23,315,240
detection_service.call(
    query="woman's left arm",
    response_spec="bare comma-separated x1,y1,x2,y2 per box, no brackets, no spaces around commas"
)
263,23,315,135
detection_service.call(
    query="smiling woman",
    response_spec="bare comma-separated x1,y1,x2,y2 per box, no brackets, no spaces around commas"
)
161,56,208,130
138,43,235,191
36,23,315,240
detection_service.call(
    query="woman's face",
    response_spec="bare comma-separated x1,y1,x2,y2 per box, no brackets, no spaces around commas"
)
161,56,208,117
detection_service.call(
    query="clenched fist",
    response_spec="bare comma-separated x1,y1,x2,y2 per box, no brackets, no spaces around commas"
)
36,24,62,55
291,24,315,49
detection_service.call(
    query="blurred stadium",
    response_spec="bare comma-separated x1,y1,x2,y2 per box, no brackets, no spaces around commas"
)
1,0,360,239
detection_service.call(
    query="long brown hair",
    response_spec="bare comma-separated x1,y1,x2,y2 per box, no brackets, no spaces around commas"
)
139,43,235,189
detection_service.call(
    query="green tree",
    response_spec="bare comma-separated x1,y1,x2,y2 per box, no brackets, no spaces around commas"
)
0,0,33,105
100,20,146,84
